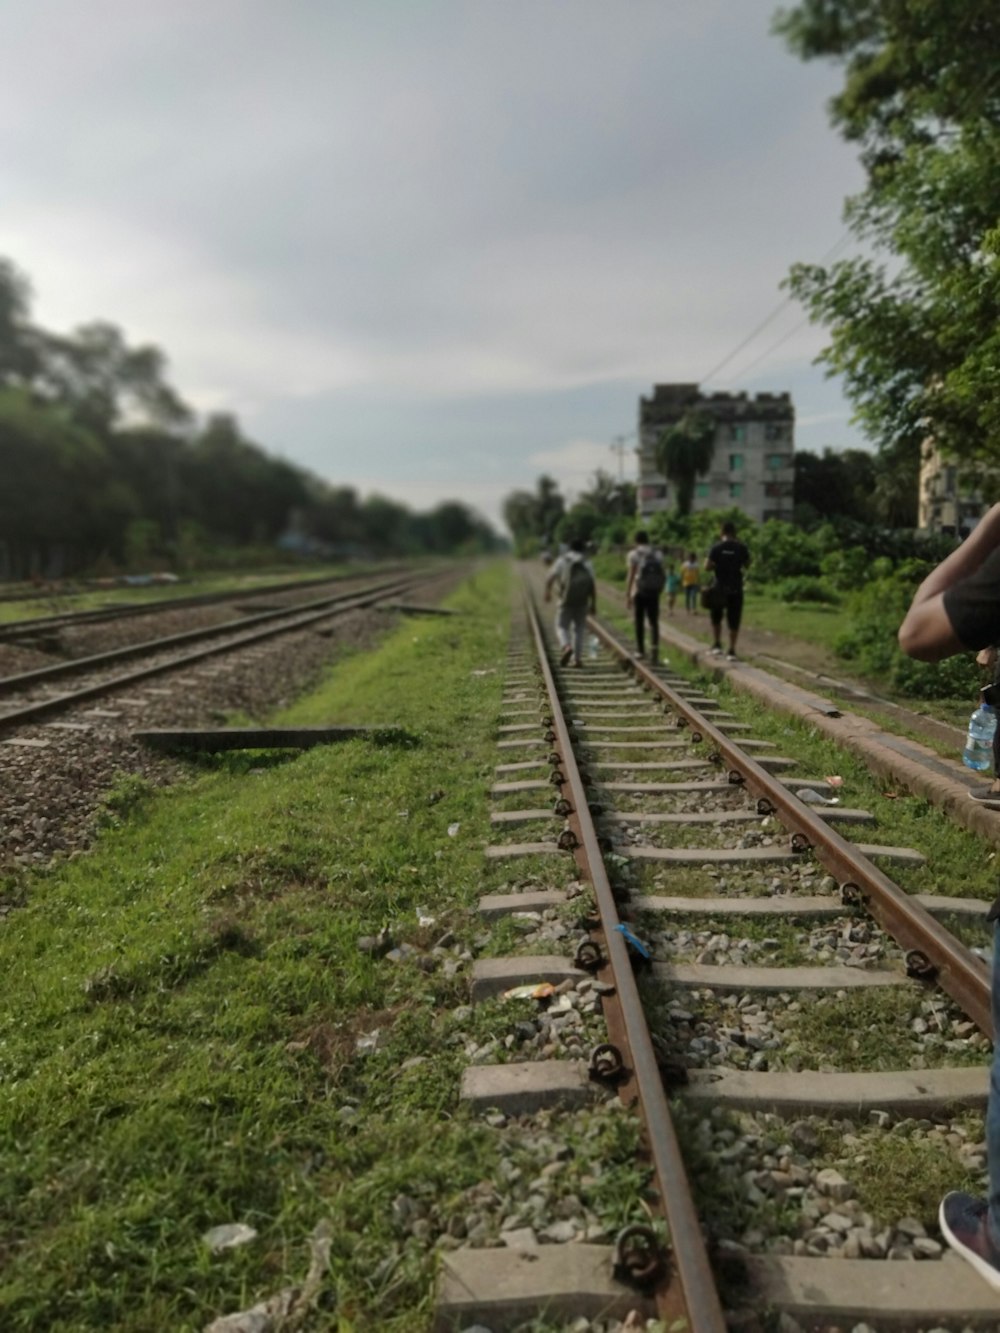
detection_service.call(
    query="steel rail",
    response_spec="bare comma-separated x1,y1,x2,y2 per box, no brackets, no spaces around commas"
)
0,576,421,733
588,615,993,1037
0,574,415,697
0,566,407,641
526,591,728,1332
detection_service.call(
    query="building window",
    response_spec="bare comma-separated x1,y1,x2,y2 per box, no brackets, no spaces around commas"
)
765,423,788,441
729,453,743,471
695,483,710,499
729,482,743,499
731,425,746,443
767,453,790,470
639,484,667,502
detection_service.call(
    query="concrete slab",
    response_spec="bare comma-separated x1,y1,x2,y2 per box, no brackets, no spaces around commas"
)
643,893,848,916
498,723,539,733
460,1060,596,1115
44,721,91,731
494,760,547,774
683,1065,986,1116
746,1253,999,1325
856,842,926,865
601,780,746,795
611,807,875,826
82,708,123,718
575,725,671,735
653,961,906,991
4,736,51,748
490,779,549,793
485,841,561,860
490,808,555,824
472,955,587,1001
478,890,566,918
629,845,806,865
497,737,546,750
642,891,985,919
579,740,688,750
596,759,715,772
629,842,921,866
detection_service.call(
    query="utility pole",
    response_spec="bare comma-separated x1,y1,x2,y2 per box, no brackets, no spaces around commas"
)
610,435,629,483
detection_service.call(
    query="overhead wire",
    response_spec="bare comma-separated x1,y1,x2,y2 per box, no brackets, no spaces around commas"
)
699,230,854,387
705,56,1000,391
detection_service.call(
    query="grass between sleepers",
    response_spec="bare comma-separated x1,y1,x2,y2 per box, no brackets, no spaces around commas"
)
0,560,657,1332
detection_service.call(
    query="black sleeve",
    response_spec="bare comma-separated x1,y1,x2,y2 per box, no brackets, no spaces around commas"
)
942,546,1000,650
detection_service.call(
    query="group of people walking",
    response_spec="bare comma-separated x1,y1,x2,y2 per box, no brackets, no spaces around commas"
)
544,520,751,668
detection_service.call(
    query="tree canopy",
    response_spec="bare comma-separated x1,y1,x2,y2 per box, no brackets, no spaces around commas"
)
0,257,500,579
775,0,1000,474
655,412,716,516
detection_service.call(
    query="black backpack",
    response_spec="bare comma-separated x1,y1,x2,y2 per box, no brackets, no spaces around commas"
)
562,558,595,612
636,550,666,595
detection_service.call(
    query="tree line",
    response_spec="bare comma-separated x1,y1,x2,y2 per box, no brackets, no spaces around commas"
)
0,259,500,580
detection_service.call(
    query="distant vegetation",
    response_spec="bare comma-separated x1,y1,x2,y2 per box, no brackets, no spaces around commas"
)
0,258,500,580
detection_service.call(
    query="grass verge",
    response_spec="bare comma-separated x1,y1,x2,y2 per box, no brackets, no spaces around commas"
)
0,560,596,1331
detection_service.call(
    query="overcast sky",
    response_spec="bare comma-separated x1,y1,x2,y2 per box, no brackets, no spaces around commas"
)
0,0,866,531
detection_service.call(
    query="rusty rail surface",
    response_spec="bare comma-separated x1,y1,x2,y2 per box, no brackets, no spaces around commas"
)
588,614,993,1038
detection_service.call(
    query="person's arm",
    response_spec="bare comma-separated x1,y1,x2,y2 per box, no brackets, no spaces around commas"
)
899,506,1000,660
588,564,597,615
625,553,636,604
544,559,560,602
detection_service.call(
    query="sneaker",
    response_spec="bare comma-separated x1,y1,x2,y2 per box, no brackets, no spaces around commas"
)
559,645,573,667
939,1192,1000,1291
969,785,1000,804
726,651,738,662
571,658,583,669
633,650,645,660
709,645,722,656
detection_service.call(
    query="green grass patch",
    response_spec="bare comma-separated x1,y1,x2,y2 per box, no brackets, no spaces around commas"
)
0,561,608,1331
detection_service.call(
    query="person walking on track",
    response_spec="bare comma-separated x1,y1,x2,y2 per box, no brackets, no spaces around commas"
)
681,551,700,613
899,500,1000,1292
625,529,665,664
544,537,596,668
705,520,750,660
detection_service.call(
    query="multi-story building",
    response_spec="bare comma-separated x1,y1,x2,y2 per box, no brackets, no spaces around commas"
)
636,383,795,523
918,441,989,537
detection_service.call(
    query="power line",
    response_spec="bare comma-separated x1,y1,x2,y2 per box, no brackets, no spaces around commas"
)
716,313,812,387
700,230,853,387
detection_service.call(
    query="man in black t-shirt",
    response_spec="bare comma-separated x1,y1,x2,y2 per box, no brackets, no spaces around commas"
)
705,520,750,659
899,503,1000,1291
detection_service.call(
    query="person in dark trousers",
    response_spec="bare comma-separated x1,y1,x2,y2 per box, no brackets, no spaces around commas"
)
544,537,596,668
705,520,751,659
625,529,665,664
898,501,1000,1291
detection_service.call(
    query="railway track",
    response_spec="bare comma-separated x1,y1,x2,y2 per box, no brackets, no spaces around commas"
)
0,567,399,644
0,570,427,734
435,576,999,1330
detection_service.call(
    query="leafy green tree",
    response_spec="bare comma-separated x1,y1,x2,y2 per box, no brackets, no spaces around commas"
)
775,1,1000,472
501,475,565,554
655,413,716,516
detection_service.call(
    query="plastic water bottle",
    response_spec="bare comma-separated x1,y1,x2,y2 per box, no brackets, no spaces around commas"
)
588,634,599,659
963,697,997,771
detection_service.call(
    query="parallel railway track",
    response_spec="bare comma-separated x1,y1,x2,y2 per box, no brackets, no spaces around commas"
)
0,571,426,734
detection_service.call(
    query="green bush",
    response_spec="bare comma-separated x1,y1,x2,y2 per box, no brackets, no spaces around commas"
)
775,576,840,605
834,572,981,698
